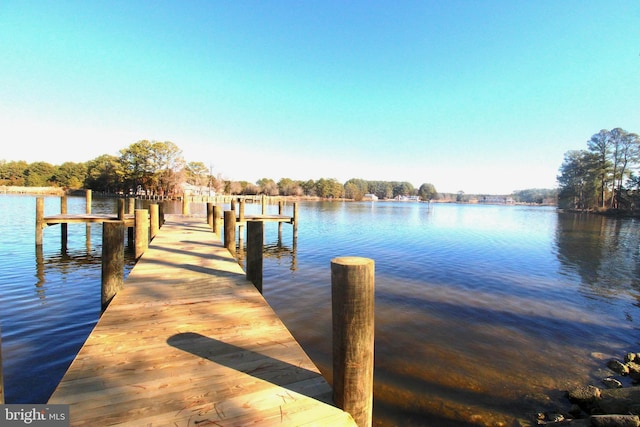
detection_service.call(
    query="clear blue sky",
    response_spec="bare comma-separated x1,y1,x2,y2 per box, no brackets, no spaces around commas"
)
1,1,638,194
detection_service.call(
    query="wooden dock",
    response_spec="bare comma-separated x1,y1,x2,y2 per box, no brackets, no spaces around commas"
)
42,213,135,226
48,214,355,426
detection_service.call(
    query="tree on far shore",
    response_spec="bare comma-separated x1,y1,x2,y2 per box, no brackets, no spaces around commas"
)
558,128,640,210
418,183,438,201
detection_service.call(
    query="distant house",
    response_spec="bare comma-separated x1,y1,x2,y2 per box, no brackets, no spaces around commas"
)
362,193,378,201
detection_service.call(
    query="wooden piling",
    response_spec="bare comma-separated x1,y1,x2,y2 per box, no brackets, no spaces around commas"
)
239,199,245,222
101,220,125,311
278,200,284,236
293,202,299,240
261,195,267,215
331,257,375,427
223,210,236,256
213,205,222,235
246,221,264,293
61,196,68,251
238,199,246,247
117,199,125,220
134,209,149,259
128,198,135,214
207,202,214,226
149,204,159,240
182,197,189,215
86,189,92,214
36,197,44,246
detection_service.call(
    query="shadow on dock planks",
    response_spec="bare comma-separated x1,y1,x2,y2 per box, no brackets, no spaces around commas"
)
48,214,356,426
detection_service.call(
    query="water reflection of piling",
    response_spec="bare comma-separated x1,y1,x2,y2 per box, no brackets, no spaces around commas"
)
35,245,45,288
246,221,264,292
220,199,299,278
61,196,68,253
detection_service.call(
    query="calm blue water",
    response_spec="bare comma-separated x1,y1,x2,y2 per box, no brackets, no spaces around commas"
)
1,195,639,426
0,195,136,404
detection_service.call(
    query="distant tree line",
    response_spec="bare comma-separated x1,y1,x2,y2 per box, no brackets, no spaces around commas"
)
511,188,558,204
557,128,640,211
2,139,564,203
0,140,442,200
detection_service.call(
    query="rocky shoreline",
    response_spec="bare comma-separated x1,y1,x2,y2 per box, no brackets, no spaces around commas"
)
536,352,640,426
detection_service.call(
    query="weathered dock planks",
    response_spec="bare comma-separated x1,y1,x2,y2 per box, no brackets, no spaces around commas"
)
48,214,355,426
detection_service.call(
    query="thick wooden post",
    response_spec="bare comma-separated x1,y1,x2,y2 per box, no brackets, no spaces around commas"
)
128,198,135,214
213,205,222,235
134,209,149,259
207,202,214,226
223,210,236,256
293,202,299,240
149,204,159,240
159,201,165,225
36,197,44,246
238,199,246,250
61,195,68,251
117,199,125,220
331,257,375,427
85,189,92,214
102,220,124,311
85,190,92,242
182,197,190,215
239,199,245,222
261,195,267,215
278,200,284,236
246,221,264,293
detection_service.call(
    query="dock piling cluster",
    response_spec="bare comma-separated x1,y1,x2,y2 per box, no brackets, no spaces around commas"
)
23,194,374,426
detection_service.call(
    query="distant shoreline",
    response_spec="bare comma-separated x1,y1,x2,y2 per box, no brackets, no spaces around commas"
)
0,186,65,196
0,186,557,207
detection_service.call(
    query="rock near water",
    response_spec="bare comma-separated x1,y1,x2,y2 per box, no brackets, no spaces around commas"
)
536,352,640,426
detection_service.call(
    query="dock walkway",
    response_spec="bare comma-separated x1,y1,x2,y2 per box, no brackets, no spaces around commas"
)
48,214,355,426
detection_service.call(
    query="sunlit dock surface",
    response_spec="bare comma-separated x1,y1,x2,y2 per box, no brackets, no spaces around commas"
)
48,214,355,426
